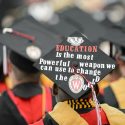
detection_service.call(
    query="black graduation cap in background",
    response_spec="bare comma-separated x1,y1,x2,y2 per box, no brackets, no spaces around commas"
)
26,15,77,38
103,27,125,47
0,18,60,73
98,25,125,61
101,17,115,28
59,7,107,42
43,18,78,38
59,7,125,47
104,29,125,61
35,31,116,99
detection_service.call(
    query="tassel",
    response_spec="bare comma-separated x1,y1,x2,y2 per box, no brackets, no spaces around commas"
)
71,65,102,125
91,84,102,125
3,45,8,75
3,28,35,43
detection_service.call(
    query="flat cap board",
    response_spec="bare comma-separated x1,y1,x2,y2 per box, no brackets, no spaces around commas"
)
34,31,116,99
0,18,61,62
103,27,125,47
41,18,78,37
59,7,107,42
24,15,78,39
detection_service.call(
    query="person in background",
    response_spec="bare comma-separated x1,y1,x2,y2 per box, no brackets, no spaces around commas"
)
0,19,56,125
40,74,56,113
0,49,44,125
104,46,125,109
97,41,121,103
0,16,62,124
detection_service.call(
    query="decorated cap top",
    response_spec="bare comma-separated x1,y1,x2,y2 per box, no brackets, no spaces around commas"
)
35,31,116,99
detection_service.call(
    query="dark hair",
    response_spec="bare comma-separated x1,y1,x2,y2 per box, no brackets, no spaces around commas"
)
0,64,5,82
8,50,39,73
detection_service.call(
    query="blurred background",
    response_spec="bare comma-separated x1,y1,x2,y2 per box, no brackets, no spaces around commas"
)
1,0,125,28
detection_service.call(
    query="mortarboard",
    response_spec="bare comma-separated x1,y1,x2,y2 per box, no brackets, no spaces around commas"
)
40,17,78,38
103,27,125,47
34,31,116,99
25,15,78,39
58,7,125,46
99,26,125,61
0,18,60,73
59,7,107,42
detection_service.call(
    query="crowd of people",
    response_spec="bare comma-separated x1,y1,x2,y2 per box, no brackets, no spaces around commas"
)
0,0,125,125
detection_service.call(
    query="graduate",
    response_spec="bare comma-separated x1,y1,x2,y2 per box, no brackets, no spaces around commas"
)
35,31,125,125
59,7,106,42
104,45,125,109
0,18,60,125
102,25,125,109
97,41,121,103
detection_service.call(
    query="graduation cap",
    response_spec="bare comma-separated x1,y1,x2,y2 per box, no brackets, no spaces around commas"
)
103,27,125,47
0,18,60,73
43,18,78,38
98,26,125,62
59,7,107,42
25,15,78,39
34,31,116,99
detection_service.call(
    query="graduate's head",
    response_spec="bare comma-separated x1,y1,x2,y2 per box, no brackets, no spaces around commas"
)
53,83,99,102
0,18,60,85
8,50,40,85
116,47,125,77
